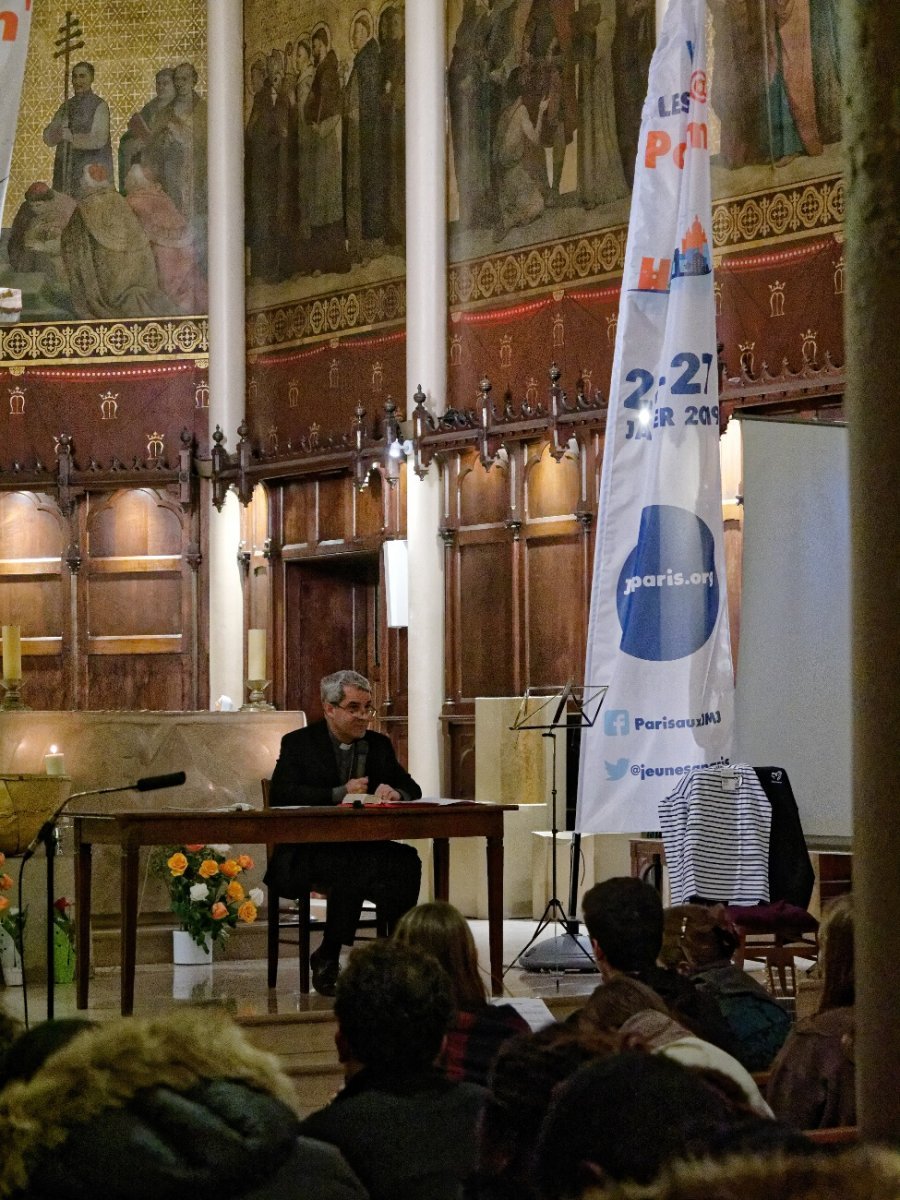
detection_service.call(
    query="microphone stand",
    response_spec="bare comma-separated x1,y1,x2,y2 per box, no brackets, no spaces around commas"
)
20,772,185,1021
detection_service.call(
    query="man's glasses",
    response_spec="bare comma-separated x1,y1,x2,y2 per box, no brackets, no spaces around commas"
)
335,702,377,717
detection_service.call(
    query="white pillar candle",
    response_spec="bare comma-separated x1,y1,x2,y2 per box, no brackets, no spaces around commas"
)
2,625,22,681
44,745,66,776
247,628,266,680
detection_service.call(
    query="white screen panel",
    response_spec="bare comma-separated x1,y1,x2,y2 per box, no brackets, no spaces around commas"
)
735,418,851,837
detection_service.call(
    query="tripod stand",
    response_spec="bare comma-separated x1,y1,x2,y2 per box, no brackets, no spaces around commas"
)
506,682,607,975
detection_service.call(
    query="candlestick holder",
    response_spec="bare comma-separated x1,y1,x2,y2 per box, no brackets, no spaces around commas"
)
240,679,275,711
1,678,29,711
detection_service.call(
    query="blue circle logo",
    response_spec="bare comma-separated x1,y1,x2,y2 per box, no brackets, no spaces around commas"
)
616,505,719,661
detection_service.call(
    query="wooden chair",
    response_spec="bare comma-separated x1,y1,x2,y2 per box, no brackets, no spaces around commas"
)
803,1126,858,1146
261,779,382,993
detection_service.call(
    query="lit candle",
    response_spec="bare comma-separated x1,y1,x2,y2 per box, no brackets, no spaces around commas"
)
44,745,66,776
2,625,22,681
247,628,266,681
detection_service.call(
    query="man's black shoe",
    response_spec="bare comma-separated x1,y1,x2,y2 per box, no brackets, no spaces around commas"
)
310,949,340,997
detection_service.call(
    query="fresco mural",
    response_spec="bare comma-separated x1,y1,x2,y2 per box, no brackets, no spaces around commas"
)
444,0,845,410
244,0,406,329
447,0,841,266
0,3,207,325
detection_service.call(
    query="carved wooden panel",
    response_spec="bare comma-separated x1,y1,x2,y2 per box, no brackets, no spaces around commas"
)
282,480,313,549
356,475,385,538
282,555,378,719
524,444,581,520
88,488,182,557
86,654,191,711
0,491,69,708
445,717,476,801
317,477,351,545
457,537,515,699
524,534,585,687
458,456,509,526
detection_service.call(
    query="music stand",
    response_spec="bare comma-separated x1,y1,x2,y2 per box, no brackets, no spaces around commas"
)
505,682,607,975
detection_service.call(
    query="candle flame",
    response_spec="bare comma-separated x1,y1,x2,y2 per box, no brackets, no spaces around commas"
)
49,744,58,754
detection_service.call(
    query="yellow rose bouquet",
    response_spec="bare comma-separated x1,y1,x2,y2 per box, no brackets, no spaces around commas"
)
152,844,263,951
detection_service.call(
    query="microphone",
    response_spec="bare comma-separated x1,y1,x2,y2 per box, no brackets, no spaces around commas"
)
20,771,187,861
135,771,187,792
353,741,369,782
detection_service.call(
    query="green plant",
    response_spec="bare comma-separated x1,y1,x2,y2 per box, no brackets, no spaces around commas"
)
53,896,76,946
152,844,263,951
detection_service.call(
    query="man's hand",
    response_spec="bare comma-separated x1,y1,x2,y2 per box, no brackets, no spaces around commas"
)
374,783,401,802
346,776,369,795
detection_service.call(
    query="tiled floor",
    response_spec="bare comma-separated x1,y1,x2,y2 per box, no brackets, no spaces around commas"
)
0,917,603,1025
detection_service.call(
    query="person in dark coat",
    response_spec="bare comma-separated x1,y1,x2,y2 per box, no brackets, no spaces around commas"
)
264,668,422,995
300,940,486,1200
581,877,742,1058
0,1010,368,1200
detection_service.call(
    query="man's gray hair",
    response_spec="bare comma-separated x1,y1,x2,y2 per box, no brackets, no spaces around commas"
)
321,670,371,705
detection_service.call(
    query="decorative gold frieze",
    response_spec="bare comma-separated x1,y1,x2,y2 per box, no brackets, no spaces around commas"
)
0,317,208,366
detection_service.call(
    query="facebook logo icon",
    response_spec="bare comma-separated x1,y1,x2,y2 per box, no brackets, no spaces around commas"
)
604,709,630,736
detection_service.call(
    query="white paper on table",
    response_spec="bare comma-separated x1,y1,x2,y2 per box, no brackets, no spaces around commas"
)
491,996,556,1031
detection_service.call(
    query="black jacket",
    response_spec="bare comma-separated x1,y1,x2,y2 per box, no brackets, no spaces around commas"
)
0,1010,368,1200
270,719,421,807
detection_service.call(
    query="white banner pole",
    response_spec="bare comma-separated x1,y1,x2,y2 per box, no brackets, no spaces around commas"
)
0,0,33,226
577,0,734,834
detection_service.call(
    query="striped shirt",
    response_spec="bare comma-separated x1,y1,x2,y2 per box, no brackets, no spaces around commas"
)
660,765,771,905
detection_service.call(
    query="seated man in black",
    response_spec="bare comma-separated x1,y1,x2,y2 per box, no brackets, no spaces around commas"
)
264,669,422,995
581,876,742,1060
300,939,486,1200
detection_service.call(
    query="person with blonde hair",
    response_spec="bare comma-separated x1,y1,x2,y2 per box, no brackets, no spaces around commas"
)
394,900,529,1086
766,891,856,1129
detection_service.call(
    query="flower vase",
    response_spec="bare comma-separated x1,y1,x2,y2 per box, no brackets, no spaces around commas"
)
53,924,76,984
172,929,213,965
0,925,24,986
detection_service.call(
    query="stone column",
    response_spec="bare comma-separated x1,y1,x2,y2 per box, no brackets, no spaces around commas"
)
405,1,447,796
206,0,246,707
843,2,900,1141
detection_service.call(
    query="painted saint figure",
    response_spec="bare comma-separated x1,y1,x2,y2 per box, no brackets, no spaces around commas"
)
6,182,76,300
42,61,114,198
61,162,173,319
124,162,207,313
573,0,628,208
343,12,384,264
147,62,209,270
304,27,349,275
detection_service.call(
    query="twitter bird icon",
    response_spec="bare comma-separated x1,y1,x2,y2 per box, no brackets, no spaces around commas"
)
605,758,629,781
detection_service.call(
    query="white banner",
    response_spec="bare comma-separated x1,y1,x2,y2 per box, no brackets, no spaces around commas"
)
577,0,734,834
0,0,32,226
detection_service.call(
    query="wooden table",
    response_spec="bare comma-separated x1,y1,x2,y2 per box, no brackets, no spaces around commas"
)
73,802,516,1014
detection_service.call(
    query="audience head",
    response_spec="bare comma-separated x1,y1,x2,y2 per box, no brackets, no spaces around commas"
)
394,900,486,1010
478,1023,621,1195
333,939,454,1075
0,1009,300,1200
659,904,739,974
0,1017,94,1088
535,1051,808,1198
581,878,664,973
576,975,670,1039
581,1145,900,1200
819,892,854,1011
